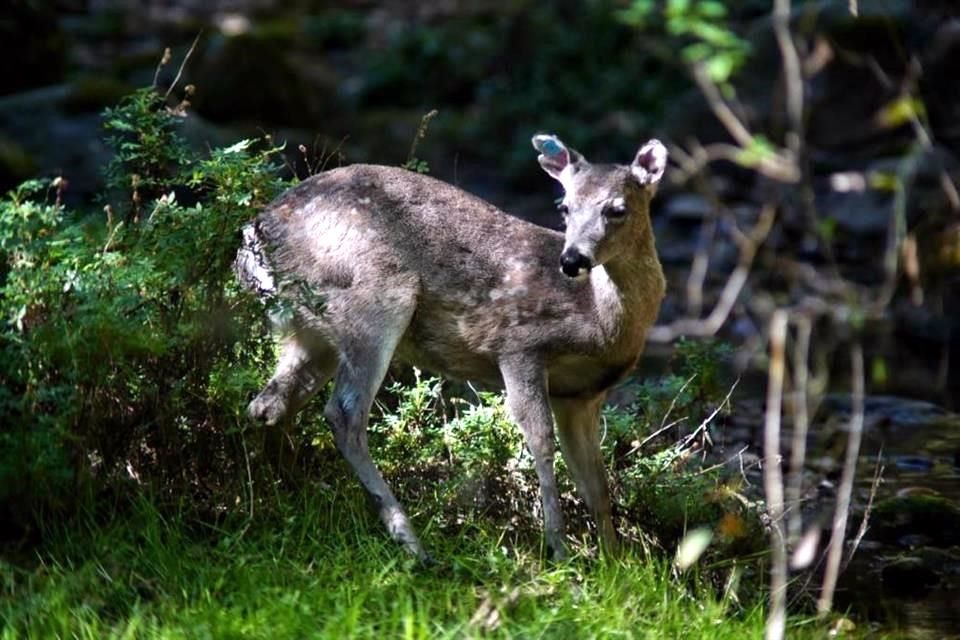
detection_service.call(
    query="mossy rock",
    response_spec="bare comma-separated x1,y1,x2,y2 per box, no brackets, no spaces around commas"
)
872,494,960,547
0,136,37,194
63,77,134,115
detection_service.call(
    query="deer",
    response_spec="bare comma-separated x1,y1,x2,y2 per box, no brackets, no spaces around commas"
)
235,133,667,561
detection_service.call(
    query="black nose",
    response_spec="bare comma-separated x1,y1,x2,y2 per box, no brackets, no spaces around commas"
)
560,248,592,278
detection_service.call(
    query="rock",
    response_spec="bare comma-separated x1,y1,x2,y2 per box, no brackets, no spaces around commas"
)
814,183,894,236
818,394,949,428
892,455,935,473
872,494,960,547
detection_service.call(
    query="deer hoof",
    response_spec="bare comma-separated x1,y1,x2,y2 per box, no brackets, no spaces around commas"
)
247,391,288,426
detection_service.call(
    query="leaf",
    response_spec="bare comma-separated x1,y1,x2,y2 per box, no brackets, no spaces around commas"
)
735,135,777,168
222,139,254,155
875,96,925,129
705,53,736,84
675,527,713,571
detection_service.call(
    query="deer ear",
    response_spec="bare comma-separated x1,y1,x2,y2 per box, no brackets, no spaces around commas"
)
631,139,667,185
532,134,582,180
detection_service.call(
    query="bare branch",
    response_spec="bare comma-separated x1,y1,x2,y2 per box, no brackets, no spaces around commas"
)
817,342,865,615
764,310,789,640
164,33,202,102
786,314,812,542
843,450,884,572
773,0,804,155
649,204,776,342
690,67,801,183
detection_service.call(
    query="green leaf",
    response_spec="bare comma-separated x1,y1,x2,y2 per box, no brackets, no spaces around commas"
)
705,53,736,84
876,96,925,129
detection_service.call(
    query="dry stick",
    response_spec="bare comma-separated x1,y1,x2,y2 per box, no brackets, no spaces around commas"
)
164,33,202,102
649,203,776,342
690,66,800,183
763,310,789,640
679,378,739,450
843,449,884,573
152,47,172,89
786,314,812,542
686,197,718,318
817,342,865,615
772,0,804,156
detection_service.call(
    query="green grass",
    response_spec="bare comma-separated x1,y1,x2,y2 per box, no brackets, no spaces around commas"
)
0,482,795,640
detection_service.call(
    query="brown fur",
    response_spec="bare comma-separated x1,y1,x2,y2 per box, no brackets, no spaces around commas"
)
240,136,667,559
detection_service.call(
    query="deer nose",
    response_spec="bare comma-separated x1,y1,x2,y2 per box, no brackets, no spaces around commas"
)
559,248,592,278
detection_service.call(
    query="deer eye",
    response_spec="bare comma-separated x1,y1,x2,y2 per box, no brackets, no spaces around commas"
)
603,198,627,219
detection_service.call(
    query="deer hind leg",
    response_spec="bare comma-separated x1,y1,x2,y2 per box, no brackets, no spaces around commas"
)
322,292,427,560
551,395,618,554
500,357,567,560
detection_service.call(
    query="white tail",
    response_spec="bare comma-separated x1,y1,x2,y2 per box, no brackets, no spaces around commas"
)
237,134,668,559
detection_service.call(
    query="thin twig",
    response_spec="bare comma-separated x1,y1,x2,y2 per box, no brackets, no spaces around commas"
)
843,449,884,572
152,47,172,89
763,310,789,640
678,378,740,450
649,204,776,342
817,342,865,615
661,374,697,431
633,416,688,453
787,314,812,542
690,66,800,183
164,33,202,102
773,0,804,157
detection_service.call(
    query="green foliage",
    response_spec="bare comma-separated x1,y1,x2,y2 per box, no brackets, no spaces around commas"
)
618,0,751,86
614,337,733,440
0,85,287,525
600,338,754,553
354,3,683,176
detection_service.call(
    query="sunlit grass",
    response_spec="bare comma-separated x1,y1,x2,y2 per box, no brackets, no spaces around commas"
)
0,483,792,640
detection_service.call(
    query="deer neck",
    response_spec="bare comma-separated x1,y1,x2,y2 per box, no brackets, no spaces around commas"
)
588,220,663,347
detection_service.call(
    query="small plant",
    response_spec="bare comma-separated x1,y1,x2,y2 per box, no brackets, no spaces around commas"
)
402,109,438,174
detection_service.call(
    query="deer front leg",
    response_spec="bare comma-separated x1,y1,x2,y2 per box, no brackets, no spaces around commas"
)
248,334,336,478
552,395,618,554
248,334,335,426
499,356,566,560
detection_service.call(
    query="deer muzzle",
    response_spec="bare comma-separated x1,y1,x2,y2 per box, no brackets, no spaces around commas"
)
559,247,592,279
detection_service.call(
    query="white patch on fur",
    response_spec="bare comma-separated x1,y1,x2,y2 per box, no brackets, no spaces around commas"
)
236,224,277,296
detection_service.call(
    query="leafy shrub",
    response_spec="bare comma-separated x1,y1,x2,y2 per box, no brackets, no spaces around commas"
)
0,85,287,533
